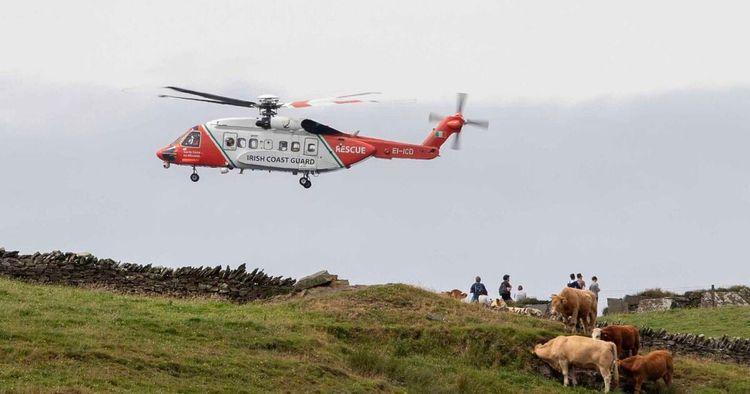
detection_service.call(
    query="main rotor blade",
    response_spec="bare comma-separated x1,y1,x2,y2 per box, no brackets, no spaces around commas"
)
456,92,467,114
283,92,382,108
428,112,444,122
465,119,489,129
158,94,256,108
163,86,257,107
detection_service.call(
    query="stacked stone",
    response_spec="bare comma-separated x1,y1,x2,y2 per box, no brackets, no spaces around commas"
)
598,321,750,364
0,248,295,303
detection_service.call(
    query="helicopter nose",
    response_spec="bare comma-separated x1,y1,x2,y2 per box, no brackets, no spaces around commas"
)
157,146,177,162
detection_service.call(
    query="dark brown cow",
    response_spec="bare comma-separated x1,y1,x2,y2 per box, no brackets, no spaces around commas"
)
592,325,640,358
618,350,673,394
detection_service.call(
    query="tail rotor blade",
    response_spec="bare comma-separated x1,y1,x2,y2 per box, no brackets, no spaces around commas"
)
452,132,461,150
456,93,468,114
465,119,489,129
429,112,444,122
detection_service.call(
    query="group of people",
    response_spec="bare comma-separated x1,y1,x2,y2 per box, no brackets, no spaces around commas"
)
468,275,527,303
466,273,602,304
567,272,600,300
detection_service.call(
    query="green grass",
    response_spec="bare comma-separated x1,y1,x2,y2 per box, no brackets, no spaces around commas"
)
0,278,749,393
603,306,750,338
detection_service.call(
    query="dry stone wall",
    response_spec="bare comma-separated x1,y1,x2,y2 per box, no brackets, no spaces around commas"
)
599,321,750,365
0,248,295,303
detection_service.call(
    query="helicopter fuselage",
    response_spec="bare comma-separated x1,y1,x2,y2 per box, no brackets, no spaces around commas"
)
157,116,448,185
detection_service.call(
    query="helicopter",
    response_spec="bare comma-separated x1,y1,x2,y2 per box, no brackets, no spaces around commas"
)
156,87,488,188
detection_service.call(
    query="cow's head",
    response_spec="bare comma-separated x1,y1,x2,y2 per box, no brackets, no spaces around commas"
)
617,358,637,375
549,294,567,315
491,298,507,309
591,327,602,340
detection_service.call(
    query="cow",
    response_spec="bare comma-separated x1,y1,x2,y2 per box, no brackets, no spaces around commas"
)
592,325,640,358
533,335,619,392
490,299,542,317
444,289,467,300
550,287,597,334
510,306,544,318
490,298,508,309
618,350,673,394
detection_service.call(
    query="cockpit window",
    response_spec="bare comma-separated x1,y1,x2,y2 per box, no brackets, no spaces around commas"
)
181,131,201,147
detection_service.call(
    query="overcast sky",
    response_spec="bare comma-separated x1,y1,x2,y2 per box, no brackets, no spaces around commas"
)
2,1,750,305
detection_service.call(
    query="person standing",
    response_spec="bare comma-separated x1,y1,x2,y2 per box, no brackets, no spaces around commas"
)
567,273,580,289
469,276,488,302
589,276,600,300
499,274,512,302
576,273,586,290
515,285,527,301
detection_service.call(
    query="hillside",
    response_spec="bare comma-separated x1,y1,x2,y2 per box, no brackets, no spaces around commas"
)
603,306,750,338
1,278,749,393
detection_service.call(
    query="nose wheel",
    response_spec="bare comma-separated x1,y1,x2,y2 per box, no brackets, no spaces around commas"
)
299,176,312,189
190,167,200,182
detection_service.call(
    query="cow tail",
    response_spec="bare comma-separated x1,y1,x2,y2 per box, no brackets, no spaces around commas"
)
610,342,619,387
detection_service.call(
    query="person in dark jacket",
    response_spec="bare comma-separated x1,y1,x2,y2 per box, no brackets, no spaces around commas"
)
499,274,512,302
469,276,488,302
567,273,581,289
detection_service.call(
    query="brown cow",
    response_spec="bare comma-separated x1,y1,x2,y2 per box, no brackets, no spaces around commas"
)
444,289,467,300
592,325,640,358
550,287,597,334
618,350,673,394
533,335,619,392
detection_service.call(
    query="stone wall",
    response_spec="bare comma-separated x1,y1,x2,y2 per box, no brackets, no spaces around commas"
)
0,248,295,303
599,321,750,365
607,289,750,315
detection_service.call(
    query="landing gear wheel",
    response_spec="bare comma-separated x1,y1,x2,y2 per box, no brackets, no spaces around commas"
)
303,181,312,189
190,173,200,182
299,176,311,189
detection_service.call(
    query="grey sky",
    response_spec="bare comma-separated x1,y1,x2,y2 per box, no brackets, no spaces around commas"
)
2,2,750,306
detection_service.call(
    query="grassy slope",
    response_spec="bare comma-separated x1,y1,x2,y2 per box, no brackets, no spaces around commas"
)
0,278,747,393
603,306,750,338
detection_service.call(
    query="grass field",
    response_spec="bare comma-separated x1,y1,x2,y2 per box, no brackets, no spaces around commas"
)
603,306,750,338
0,278,749,393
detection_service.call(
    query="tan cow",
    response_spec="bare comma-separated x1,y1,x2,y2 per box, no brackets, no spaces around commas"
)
618,350,673,394
533,335,619,392
550,287,597,334
444,289,467,300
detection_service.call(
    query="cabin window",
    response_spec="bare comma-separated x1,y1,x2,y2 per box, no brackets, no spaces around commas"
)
264,139,273,150
249,138,259,149
181,131,201,147
224,136,235,148
304,138,318,156
291,141,301,152
237,138,246,148
279,141,288,151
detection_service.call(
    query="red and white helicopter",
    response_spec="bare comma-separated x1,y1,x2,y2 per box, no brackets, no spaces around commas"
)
156,87,488,188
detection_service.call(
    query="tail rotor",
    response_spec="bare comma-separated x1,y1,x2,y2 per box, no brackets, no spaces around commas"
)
428,93,489,150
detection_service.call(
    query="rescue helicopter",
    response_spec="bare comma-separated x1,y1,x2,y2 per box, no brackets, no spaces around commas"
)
156,87,489,188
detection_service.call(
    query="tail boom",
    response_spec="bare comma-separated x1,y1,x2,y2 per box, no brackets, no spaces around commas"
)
352,136,439,160
422,114,464,148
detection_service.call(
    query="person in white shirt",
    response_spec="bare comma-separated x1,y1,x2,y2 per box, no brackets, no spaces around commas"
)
515,285,527,301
